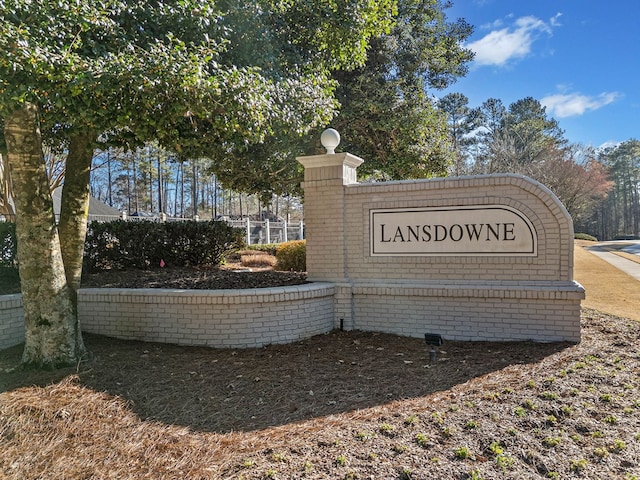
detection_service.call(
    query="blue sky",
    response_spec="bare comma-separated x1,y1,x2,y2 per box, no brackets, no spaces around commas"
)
442,0,640,147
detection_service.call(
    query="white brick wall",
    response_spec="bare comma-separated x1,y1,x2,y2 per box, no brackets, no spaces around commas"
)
2,284,336,351
351,281,583,342
2,158,586,351
298,153,585,343
0,294,24,350
78,283,335,348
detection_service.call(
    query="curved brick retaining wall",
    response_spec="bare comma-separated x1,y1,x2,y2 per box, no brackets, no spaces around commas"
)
1,283,335,351
78,283,335,348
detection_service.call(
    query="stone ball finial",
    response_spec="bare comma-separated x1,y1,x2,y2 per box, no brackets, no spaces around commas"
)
320,128,340,154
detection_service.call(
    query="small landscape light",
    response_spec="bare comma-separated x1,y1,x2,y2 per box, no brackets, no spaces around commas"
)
425,333,443,364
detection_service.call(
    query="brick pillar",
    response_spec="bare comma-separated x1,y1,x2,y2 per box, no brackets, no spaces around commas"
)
297,146,363,330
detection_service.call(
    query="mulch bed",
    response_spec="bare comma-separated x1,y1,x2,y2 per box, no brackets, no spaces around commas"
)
1,309,639,479
2,255,640,478
2,326,570,432
80,265,307,290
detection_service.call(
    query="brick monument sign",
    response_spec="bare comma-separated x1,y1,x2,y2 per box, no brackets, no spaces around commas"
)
298,130,584,343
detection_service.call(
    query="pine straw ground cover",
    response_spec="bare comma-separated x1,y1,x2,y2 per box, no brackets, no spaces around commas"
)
2,242,640,479
0,309,639,479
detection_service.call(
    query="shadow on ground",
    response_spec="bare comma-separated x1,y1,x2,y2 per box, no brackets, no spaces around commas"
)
0,331,571,433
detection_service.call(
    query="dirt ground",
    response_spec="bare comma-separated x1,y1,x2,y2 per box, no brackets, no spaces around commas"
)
1,242,639,479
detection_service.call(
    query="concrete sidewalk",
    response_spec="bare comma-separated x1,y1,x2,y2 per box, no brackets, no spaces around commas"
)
585,241,640,282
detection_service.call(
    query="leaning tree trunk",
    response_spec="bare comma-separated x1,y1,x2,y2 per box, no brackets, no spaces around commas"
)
3,103,85,367
58,133,95,326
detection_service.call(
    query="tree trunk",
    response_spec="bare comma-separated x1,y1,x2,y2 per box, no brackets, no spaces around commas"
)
107,150,113,207
191,160,198,217
3,103,84,367
157,153,163,214
0,152,16,216
58,132,94,353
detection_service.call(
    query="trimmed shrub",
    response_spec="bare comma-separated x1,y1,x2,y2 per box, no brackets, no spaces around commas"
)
83,220,165,271
165,220,245,267
83,220,244,272
246,243,279,256
275,240,306,272
575,233,598,242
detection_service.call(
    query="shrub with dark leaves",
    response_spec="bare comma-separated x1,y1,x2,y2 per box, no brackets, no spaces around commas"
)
83,220,244,272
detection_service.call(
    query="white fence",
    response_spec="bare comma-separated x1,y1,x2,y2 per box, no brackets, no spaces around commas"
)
225,219,304,245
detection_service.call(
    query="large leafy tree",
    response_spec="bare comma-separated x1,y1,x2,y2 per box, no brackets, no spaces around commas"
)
331,0,474,180
0,0,394,367
438,92,479,175
1,0,234,366
209,0,474,197
468,97,566,174
503,97,566,166
595,140,640,239
193,0,397,199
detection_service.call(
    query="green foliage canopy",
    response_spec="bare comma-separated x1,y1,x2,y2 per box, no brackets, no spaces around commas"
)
504,96,566,165
330,0,474,180
210,0,475,198
0,0,395,153
1,2,282,160
189,0,400,199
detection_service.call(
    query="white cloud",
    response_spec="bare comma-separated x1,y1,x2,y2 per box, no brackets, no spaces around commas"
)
550,12,563,27
480,18,505,30
541,92,621,118
467,15,556,67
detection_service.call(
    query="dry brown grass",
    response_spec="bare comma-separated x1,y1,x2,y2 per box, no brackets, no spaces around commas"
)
1,241,640,479
574,240,640,321
239,251,277,269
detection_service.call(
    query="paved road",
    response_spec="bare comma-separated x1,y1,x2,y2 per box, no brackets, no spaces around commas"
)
621,242,640,255
585,241,640,282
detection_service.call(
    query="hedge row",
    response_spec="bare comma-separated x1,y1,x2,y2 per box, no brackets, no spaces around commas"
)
246,243,280,256
83,220,244,272
0,222,307,275
575,233,598,242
